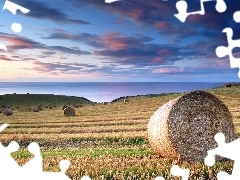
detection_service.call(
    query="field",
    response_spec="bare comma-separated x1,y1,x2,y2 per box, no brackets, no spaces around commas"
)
0,85,240,180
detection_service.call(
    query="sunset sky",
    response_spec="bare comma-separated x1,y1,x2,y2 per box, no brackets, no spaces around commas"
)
0,0,240,82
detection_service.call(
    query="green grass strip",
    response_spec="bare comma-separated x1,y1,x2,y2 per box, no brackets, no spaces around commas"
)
11,147,154,158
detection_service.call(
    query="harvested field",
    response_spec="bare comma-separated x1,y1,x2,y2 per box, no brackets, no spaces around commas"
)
148,91,235,163
0,86,240,179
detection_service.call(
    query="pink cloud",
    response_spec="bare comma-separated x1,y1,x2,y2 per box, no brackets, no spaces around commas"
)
154,21,171,31
151,57,164,64
102,32,129,51
152,67,184,74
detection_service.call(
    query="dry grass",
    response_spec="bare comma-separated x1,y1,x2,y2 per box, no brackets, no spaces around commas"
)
148,91,235,163
0,89,239,179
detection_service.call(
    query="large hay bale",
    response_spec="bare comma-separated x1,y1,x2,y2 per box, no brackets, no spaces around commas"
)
2,108,13,116
64,107,75,117
0,109,2,113
148,91,235,163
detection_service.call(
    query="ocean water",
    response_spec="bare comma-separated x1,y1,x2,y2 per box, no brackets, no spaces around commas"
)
0,82,225,102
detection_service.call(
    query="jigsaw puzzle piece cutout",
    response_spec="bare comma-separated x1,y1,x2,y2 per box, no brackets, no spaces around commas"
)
216,27,240,78
205,132,240,163
39,160,71,180
205,132,240,179
0,44,7,51
59,159,71,174
217,171,232,180
233,11,240,23
171,165,190,180
215,0,227,13
0,123,9,132
0,140,21,175
174,1,188,23
2,0,30,33
217,167,240,180
21,142,43,174
0,124,24,179
3,0,30,15
175,0,227,22
154,165,190,180
105,0,120,3
40,172,71,180
80,176,92,180
154,177,165,180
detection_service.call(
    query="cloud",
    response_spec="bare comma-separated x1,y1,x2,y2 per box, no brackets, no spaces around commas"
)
152,63,235,75
152,67,184,74
73,0,240,42
39,0,240,72
31,61,98,75
4,0,238,81
43,32,104,48
0,55,13,61
41,50,57,56
49,46,90,55
0,32,91,56
10,0,90,25
44,30,184,66
92,32,185,66
0,54,36,62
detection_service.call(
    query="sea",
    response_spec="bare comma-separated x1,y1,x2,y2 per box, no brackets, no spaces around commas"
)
0,82,225,102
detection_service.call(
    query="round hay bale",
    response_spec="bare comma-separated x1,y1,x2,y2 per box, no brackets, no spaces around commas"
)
61,105,68,110
147,90,235,163
31,106,39,112
2,108,13,116
0,109,2,113
64,107,75,117
37,106,42,111
74,104,79,108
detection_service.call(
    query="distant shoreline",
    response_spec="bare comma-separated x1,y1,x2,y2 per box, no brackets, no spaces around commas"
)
0,82,230,102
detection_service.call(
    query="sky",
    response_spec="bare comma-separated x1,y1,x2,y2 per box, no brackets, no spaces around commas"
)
0,0,240,82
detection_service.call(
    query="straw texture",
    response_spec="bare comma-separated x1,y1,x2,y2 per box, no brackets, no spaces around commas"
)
148,91,235,162
64,107,75,117
2,108,13,116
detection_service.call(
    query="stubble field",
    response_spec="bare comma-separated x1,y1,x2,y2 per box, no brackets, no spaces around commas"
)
0,85,240,180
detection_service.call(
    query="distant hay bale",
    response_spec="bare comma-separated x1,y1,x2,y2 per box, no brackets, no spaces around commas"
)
31,106,39,112
64,107,75,117
37,106,42,111
74,104,80,108
147,90,235,163
0,109,2,113
2,108,13,116
225,83,232,87
49,106,52,109
61,105,68,110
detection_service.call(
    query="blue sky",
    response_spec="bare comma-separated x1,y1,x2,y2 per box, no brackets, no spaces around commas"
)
0,0,240,82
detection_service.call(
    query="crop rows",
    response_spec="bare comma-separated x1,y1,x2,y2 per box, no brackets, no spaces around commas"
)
0,91,239,179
